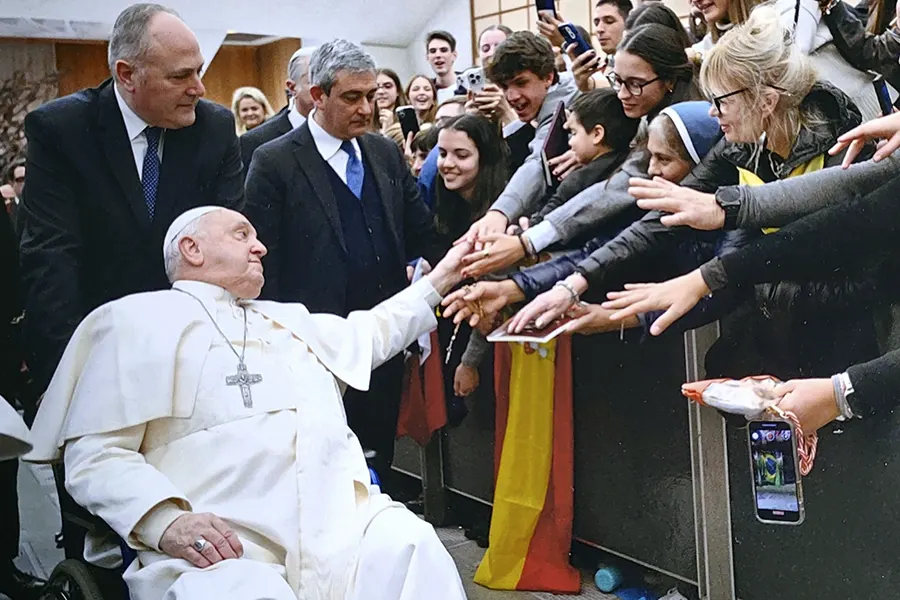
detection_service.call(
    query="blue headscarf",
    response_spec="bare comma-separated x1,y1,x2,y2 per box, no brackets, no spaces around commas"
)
658,101,721,165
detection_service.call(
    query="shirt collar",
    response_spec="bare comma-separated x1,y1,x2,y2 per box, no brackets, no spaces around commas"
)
307,109,360,161
172,280,239,310
114,83,154,142
288,99,306,130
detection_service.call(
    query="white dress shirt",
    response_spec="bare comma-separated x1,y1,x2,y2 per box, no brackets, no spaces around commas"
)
114,84,165,181
287,98,307,130
306,110,361,185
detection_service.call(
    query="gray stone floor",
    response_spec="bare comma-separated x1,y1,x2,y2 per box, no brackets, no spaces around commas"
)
12,461,614,599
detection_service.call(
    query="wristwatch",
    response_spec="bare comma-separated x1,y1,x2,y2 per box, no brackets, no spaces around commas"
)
714,187,742,230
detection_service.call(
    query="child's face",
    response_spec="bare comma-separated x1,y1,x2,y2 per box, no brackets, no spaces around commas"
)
647,128,693,183
412,149,429,177
566,113,604,164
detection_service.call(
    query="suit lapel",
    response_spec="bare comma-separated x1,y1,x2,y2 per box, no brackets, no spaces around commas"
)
358,135,402,257
97,81,151,229
292,125,347,253
153,125,198,234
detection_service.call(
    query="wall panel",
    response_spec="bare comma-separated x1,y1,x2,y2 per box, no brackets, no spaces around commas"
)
256,37,302,112
55,41,109,97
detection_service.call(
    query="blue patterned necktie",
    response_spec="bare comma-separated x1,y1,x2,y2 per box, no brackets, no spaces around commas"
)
142,126,162,219
340,140,364,199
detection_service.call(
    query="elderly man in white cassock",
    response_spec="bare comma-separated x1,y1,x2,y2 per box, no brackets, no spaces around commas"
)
24,206,469,600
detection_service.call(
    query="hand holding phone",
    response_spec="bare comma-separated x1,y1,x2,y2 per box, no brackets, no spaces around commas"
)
558,22,594,57
535,0,558,19
395,106,419,140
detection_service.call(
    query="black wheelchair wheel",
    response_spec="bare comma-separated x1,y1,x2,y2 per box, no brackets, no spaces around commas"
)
37,559,105,600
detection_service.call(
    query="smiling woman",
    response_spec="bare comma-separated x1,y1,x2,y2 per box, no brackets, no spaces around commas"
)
405,74,438,125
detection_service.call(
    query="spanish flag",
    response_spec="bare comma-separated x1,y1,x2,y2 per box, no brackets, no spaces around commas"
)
474,336,580,592
396,330,448,446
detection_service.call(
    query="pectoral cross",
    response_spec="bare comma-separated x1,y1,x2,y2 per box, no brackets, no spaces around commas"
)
226,362,263,408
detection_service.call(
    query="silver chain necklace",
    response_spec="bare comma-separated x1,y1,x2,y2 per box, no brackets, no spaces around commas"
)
175,288,262,408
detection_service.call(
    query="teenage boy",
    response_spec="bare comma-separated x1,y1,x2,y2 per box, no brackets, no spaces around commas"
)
426,30,464,103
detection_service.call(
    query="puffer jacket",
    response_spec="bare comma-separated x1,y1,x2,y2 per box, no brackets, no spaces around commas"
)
823,0,900,93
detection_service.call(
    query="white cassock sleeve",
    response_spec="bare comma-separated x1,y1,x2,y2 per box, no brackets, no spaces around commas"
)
347,278,443,372
65,425,192,550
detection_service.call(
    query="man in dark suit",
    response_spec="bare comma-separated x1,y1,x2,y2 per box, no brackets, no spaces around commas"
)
240,46,317,180
245,39,440,479
19,3,243,558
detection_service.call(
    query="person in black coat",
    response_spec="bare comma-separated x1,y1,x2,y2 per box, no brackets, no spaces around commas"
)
18,3,243,560
20,5,244,395
239,46,318,180
245,40,441,480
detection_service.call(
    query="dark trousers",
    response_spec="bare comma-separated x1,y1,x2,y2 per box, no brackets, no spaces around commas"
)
0,458,18,562
343,354,404,477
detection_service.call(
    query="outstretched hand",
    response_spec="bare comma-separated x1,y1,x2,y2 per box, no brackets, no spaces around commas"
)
460,211,509,251
460,232,525,278
628,177,724,230
441,280,524,334
829,111,900,167
428,240,474,296
602,269,710,336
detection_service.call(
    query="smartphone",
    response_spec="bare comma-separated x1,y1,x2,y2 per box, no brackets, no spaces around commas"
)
462,66,485,93
747,420,805,525
535,0,558,19
873,75,893,117
558,23,594,57
395,106,420,140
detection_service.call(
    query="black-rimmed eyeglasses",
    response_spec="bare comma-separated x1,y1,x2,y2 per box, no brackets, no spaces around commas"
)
711,85,790,113
607,73,661,96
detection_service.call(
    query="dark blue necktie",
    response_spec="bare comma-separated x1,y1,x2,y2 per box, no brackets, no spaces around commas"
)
341,140,364,199
142,126,162,219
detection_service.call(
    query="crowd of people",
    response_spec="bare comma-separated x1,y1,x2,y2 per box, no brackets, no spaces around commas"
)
3,0,900,597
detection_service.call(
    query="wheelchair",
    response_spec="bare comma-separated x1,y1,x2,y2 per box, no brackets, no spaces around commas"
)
36,467,385,600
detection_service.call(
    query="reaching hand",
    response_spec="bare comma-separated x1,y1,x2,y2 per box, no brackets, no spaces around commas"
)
602,269,710,336
548,149,581,181
829,111,900,167
454,364,480,397
773,378,840,433
461,210,510,251
441,280,524,332
508,285,572,333
159,512,244,568
567,302,640,335
428,240,473,296
460,232,525,278
537,12,566,47
567,46,602,93
628,177,725,230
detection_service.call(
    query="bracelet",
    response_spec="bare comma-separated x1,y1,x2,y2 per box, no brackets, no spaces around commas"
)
831,372,856,420
553,280,579,305
517,233,536,259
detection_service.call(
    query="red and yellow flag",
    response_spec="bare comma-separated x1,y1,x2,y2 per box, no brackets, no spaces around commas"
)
396,330,448,446
475,336,580,593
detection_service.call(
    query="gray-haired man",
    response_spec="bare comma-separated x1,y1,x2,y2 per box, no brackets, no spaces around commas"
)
240,46,317,179
245,39,440,481
19,1,243,558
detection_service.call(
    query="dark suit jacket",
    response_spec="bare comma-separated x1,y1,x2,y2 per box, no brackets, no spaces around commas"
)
244,122,439,315
240,106,293,180
19,78,244,390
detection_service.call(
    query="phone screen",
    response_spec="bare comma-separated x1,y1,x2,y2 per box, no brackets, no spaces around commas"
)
748,420,804,524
